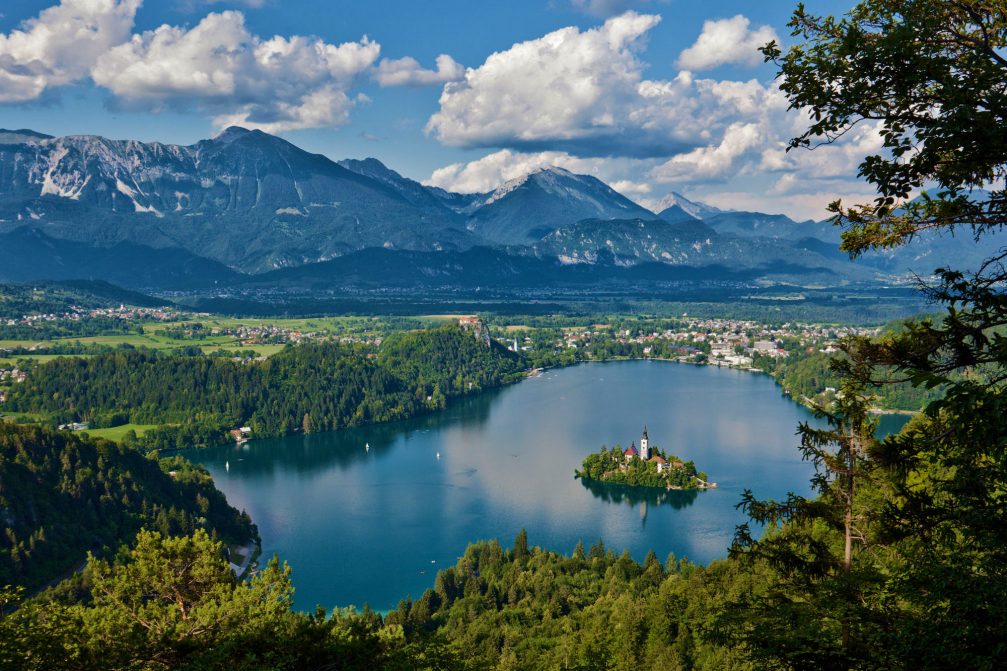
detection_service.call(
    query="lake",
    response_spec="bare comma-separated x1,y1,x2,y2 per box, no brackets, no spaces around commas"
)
188,360,909,612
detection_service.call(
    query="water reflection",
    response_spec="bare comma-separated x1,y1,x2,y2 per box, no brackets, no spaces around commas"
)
579,477,700,512
190,361,829,611
214,386,505,477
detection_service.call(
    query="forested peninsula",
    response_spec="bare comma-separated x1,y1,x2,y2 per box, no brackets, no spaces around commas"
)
4,324,524,450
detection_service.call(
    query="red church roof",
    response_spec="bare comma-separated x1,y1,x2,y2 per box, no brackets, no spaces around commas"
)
624,442,639,457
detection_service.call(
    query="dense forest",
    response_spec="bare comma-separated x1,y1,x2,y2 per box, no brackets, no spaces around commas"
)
0,424,253,591
5,325,525,449
0,528,753,670
751,349,944,412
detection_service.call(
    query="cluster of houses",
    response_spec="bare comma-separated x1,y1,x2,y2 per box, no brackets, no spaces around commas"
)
3,304,179,328
0,367,27,384
229,427,253,443
0,367,27,405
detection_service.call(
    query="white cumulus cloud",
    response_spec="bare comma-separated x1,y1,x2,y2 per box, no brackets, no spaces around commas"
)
0,0,139,103
90,10,380,132
426,12,686,158
375,54,464,87
649,122,763,183
424,149,637,194
426,12,790,161
676,15,777,71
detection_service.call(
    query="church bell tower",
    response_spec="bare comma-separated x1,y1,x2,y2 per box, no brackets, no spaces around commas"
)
640,425,650,460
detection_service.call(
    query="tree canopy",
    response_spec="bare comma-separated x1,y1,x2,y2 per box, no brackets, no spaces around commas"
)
764,0,1007,255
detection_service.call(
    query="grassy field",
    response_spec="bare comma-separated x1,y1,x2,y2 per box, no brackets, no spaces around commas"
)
0,353,95,366
82,424,159,441
0,314,459,366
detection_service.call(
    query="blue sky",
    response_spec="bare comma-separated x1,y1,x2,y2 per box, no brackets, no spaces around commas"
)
0,0,868,219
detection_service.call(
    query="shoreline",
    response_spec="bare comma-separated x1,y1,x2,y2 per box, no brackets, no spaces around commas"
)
533,356,921,417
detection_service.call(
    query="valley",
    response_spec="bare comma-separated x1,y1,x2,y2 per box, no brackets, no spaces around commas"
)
0,0,1003,666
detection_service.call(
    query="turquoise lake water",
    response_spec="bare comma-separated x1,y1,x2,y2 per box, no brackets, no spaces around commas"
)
188,360,909,611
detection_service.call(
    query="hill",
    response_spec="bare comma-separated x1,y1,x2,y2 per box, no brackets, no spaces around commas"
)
0,423,253,590
0,280,168,319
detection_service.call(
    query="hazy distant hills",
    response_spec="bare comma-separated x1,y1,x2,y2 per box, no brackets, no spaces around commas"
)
531,217,866,281
0,126,994,292
654,192,723,221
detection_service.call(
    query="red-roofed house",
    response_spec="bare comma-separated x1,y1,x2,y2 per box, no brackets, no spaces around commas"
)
650,454,668,473
624,441,639,461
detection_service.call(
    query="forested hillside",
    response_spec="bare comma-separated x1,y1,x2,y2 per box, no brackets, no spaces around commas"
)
386,532,752,669
5,325,525,447
0,424,253,591
0,280,167,319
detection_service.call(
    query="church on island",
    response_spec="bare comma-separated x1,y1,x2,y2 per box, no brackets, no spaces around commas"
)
622,426,682,474
576,426,714,490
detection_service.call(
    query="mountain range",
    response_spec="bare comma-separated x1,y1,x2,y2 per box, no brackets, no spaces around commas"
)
0,126,995,292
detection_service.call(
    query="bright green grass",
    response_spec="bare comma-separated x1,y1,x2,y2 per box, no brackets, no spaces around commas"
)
199,343,287,357
82,424,159,441
0,354,93,365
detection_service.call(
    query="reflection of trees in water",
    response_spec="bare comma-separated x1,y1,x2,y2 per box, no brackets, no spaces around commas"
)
188,384,506,477
579,477,699,511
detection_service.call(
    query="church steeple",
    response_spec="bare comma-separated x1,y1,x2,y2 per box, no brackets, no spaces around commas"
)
640,425,650,460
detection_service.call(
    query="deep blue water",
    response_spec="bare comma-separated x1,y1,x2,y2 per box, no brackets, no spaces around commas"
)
188,361,909,611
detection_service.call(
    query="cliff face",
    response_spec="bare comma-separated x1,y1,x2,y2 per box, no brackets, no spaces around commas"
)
0,128,475,272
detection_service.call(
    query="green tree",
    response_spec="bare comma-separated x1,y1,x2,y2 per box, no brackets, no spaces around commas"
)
748,0,1007,667
80,529,293,669
762,0,1007,255
732,380,883,668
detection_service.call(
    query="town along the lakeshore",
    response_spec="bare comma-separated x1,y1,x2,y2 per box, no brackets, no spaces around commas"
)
575,426,715,491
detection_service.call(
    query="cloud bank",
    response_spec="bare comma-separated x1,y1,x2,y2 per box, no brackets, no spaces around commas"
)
91,10,379,132
0,0,466,131
427,12,691,158
423,11,878,220
0,0,139,103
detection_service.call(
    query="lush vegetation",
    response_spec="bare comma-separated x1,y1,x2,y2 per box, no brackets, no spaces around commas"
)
576,445,708,490
1,530,455,671
0,316,144,341
0,424,253,592
751,347,944,412
5,325,525,448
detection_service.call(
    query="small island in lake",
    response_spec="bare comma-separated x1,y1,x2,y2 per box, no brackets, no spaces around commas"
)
575,426,716,491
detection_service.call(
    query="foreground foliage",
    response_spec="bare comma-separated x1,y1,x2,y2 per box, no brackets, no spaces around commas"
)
1,530,455,671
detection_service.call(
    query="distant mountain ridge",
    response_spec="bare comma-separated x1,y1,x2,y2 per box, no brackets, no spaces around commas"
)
0,126,992,291
463,167,660,245
653,192,722,220
0,127,477,272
